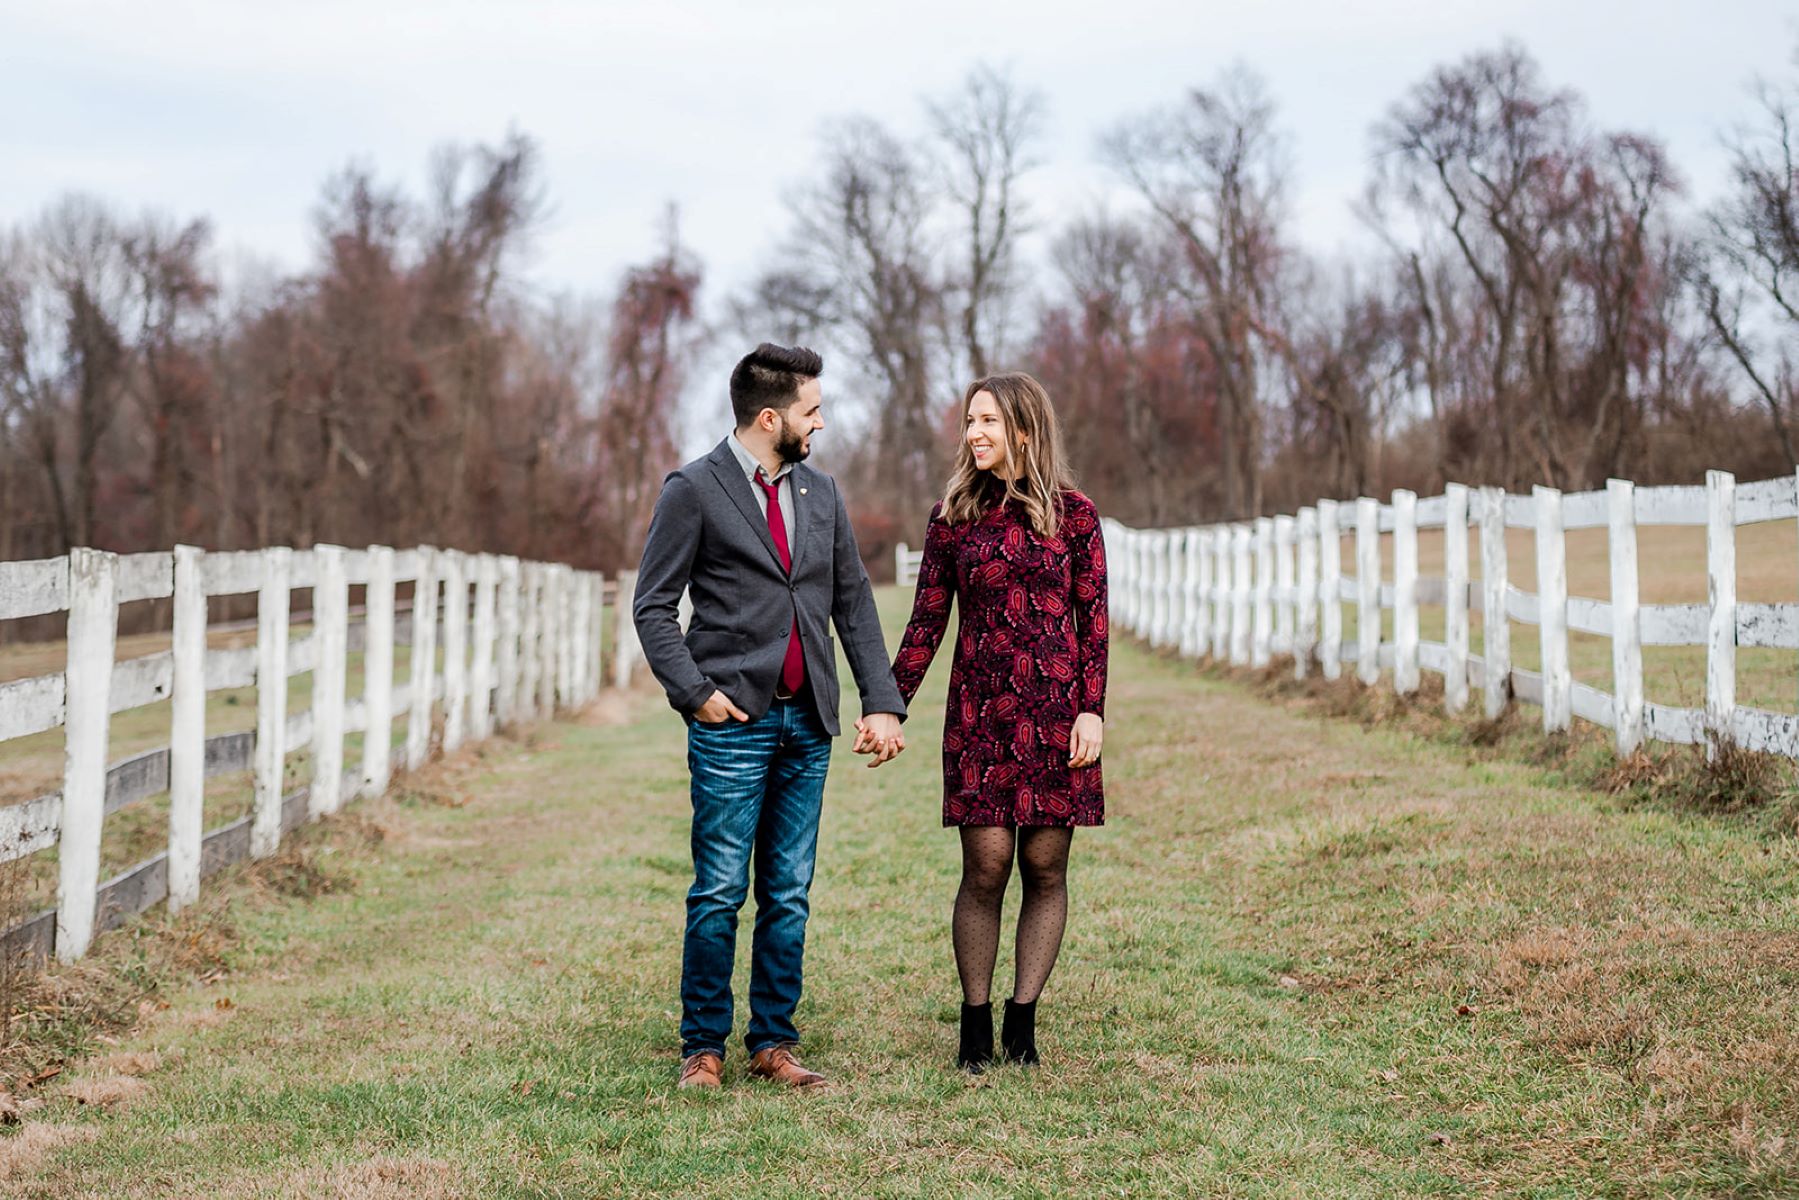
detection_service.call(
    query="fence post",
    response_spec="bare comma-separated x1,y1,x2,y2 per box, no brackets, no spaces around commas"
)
1295,507,1317,679
557,565,576,705
895,543,909,588
469,554,497,741
168,544,206,913
591,574,607,697
56,548,118,961
1534,486,1570,733
1443,484,1470,714
1480,487,1512,719
615,569,640,689
539,563,559,709
362,545,395,797
441,551,468,751
1319,500,1341,680
1393,490,1419,695
573,569,595,703
1162,531,1183,650
1607,479,1644,755
1210,528,1230,660
1230,524,1252,665
1130,531,1146,640
405,547,438,771
1706,470,1737,758
518,562,541,719
1134,531,1151,638
497,556,521,726
1274,514,1295,658
310,543,348,818
253,547,291,857
1356,497,1380,686
1186,529,1208,658
1252,517,1274,668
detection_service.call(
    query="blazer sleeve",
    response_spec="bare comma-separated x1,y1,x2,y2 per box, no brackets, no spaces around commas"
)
633,472,715,715
829,478,908,720
891,503,956,706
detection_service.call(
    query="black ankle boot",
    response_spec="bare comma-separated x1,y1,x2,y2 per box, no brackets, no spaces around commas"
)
957,1001,993,1073
1001,998,1039,1066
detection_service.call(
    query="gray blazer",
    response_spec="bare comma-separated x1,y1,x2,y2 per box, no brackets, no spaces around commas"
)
632,438,906,736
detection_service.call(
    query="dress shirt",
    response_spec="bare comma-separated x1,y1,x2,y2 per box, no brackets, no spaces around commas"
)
727,431,796,558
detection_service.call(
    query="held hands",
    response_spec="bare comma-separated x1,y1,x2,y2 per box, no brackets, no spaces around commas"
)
1069,712,1104,768
694,689,750,725
853,712,905,768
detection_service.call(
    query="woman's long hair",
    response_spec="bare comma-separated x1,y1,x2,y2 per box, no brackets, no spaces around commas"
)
941,372,1075,538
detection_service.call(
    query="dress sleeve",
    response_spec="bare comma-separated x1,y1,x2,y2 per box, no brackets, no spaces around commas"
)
1067,495,1109,718
891,503,957,706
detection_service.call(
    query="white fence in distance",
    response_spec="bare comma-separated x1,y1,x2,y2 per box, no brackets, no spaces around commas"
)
0,544,646,963
1102,469,1799,765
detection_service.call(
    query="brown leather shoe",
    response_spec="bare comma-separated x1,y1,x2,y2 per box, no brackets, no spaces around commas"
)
677,1051,723,1089
748,1044,828,1089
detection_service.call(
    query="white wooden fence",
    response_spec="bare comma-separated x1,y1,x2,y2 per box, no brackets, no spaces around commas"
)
1103,469,1799,764
895,543,925,588
0,544,646,963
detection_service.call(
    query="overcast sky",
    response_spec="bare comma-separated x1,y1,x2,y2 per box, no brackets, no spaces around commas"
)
4,2,1796,352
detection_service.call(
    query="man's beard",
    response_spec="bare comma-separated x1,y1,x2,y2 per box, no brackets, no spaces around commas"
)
775,416,810,464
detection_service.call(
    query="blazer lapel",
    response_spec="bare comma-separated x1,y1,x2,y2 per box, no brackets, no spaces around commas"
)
786,464,812,576
706,440,785,571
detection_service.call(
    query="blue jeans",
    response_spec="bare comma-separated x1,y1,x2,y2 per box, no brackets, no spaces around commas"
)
681,697,833,1058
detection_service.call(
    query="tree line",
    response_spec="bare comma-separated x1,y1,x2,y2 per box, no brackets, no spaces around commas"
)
752,41,1799,554
3,40,1798,598
1,135,700,586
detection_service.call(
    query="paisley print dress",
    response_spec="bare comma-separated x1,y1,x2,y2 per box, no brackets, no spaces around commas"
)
892,490,1109,827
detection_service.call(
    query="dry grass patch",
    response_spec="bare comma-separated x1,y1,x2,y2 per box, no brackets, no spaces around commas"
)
0,1123,98,1181
207,1154,467,1200
60,1073,151,1110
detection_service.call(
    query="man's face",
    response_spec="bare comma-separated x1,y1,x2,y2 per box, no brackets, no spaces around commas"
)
774,378,825,464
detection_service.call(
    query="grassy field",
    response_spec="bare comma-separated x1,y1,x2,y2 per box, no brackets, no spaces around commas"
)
0,586,1794,1197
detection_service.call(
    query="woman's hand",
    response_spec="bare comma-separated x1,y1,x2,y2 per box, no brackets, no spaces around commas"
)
1069,712,1104,768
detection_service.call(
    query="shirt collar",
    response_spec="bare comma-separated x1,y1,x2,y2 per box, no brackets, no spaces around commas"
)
729,431,793,486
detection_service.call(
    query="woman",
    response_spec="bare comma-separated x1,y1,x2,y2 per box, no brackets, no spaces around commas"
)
887,371,1108,1073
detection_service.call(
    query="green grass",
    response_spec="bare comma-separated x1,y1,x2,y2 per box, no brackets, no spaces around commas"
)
3,588,1799,1196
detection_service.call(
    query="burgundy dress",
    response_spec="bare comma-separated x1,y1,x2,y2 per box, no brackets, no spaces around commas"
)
892,489,1109,828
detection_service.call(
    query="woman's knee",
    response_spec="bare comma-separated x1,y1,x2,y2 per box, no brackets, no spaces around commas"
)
959,857,1012,899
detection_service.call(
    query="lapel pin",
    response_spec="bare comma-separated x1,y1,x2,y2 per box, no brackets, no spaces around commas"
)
800,488,808,495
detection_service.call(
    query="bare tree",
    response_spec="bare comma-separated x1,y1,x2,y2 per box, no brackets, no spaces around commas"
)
1372,42,1685,490
1695,57,1799,466
1104,64,1291,518
125,215,216,550
928,63,1045,380
785,116,948,526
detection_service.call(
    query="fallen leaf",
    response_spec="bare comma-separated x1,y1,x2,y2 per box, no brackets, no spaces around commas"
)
1426,1131,1452,1146
1380,1068,1400,1082
1277,975,1301,989
1455,1004,1475,1017
215,997,234,1011
514,1079,536,1097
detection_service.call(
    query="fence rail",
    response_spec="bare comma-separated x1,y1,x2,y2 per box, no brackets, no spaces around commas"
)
1102,469,1799,765
0,543,647,963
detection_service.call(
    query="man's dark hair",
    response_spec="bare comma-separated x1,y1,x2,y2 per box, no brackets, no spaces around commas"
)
730,343,823,428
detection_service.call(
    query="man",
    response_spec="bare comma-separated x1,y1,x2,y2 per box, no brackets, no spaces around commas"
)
634,343,907,1091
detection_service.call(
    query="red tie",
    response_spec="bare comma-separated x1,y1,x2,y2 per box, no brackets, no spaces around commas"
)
754,469,806,696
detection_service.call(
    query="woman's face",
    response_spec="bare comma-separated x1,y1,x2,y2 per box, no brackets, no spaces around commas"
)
965,390,1011,474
